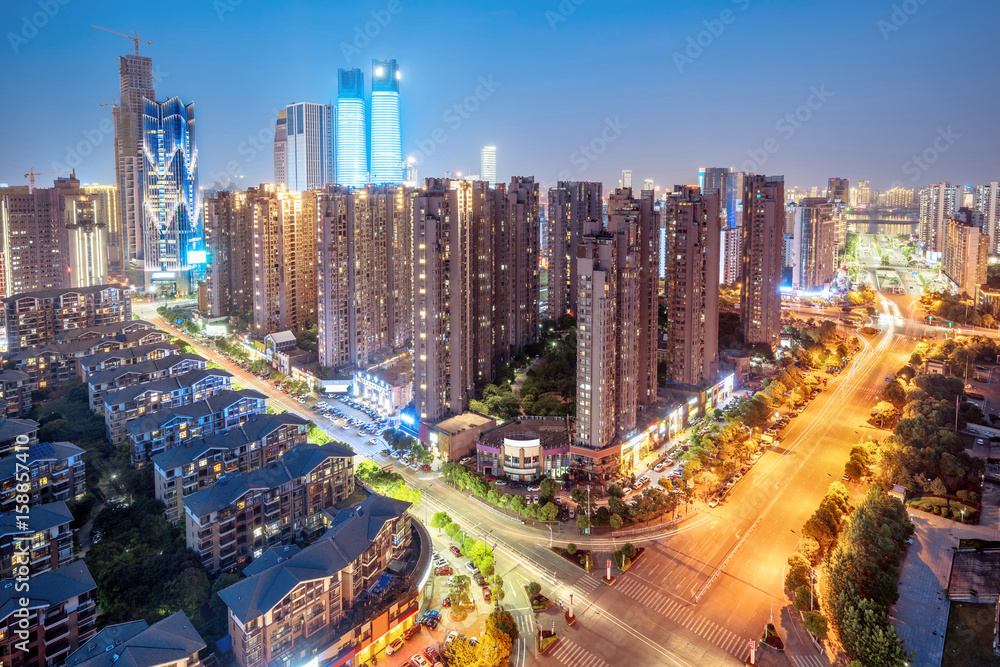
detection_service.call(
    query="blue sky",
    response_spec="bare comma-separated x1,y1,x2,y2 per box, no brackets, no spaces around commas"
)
1,0,996,193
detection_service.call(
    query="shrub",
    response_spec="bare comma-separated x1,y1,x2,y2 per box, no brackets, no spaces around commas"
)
566,543,577,555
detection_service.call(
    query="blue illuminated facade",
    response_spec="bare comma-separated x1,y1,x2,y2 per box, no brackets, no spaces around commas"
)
336,68,367,188
370,59,402,185
141,97,204,289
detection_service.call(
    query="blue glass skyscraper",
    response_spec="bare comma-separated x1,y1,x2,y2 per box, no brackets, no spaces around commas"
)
369,59,402,184
141,96,204,289
336,68,367,188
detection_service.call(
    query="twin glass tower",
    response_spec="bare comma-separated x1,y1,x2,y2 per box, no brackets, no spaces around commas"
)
335,59,402,187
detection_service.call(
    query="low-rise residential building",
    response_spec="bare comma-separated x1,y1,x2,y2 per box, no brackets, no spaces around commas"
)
64,611,208,667
88,353,208,412
183,441,355,574
3,285,132,355
0,441,86,512
56,319,157,344
0,500,74,579
217,493,412,667
476,416,571,481
419,412,496,462
152,413,309,524
0,415,39,457
13,328,171,390
126,389,268,466
353,356,413,415
0,369,31,417
0,561,98,667
104,368,234,445
78,341,178,380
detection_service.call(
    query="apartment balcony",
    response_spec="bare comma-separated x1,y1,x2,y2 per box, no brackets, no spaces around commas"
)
43,610,68,630
45,620,70,644
219,532,237,549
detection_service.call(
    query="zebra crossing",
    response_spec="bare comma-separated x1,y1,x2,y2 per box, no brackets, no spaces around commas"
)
547,637,613,667
614,577,750,660
788,653,827,667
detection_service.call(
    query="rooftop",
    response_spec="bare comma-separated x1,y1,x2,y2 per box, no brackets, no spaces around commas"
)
182,441,354,518
0,500,73,536
432,411,495,436
266,330,297,345
218,492,410,623
242,544,301,577
0,561,96,621
478,416,570,451
0,416,39,441
150,412,308,472
3,285,126,303
124,388,267,437
0,370,30,383
64,611,205,667
78,341,178,369
87,354,206,387
103,368,232,407
0,441,83,479
57,320,157,343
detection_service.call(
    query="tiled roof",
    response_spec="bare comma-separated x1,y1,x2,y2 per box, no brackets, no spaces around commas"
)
64,611,205,667
0,561,96,622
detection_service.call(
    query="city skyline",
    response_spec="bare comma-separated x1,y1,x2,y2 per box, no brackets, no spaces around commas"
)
2,0,998,193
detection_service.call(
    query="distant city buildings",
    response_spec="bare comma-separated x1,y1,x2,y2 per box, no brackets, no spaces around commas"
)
481,145,497,185
880,186,915,208
973,181,1000,254
662,185,720,386
741,175,784,348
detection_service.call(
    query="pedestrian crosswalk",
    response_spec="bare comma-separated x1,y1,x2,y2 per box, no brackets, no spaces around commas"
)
614,577,750,660
789,653,827,667
547,637,612,667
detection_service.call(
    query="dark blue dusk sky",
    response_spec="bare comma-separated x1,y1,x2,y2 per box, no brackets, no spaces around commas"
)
2,0,997,194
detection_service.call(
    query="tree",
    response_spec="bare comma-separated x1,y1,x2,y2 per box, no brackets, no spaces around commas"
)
785,552,812,591
803,611,828,640
485,608,519,643
870,401,899,427
793,585,813,612
621,542,636,560
607,484,624,499
539,478,561,500
430,511,453,530
609,513,623,529
881,380,907,409
576,513,591,531
527,581,541,598
566,543,577,555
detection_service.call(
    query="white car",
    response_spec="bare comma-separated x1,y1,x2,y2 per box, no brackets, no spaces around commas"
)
495,480,507,486
653,464,665,473
409,655,430,667
445,631,459,646
527,484,541,492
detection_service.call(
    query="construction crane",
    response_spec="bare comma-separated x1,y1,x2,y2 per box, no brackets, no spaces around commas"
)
90,25,151,55
23,169,68,193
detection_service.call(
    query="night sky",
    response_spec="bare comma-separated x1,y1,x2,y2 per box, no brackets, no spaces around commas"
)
2,0,997,194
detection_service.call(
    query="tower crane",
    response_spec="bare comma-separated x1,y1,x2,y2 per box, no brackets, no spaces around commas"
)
23,168,69,193
90,25,152,55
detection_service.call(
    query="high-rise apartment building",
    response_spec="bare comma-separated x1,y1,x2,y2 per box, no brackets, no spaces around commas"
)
481,146,497,185
546,181,602,318
881,186,915,208
663,186,720,386
412,178,537,421
973,182,1000,254
741,175,785,348
621,170,632,189
316,185,414,370
827,178,849,203
792,197,836,291
272,109,287,186
336,68,367,188
370,59,402,185
250,185,316,335
918,182,959,253
279,102,334,191
575,188,659,450
204,190,254,318
115,53,155,283
942,211,989,298
855,179,872,207
142,97,204,292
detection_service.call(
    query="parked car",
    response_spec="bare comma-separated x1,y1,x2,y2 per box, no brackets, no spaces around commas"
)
450,546,461,556
387,638,405,656
424,647,442,663
404,624,422,640
495,480,507,486
420,464,432,471
442,596,451,607
435,566,453,575
464,561,478,573
445,631,459,645
482,586,492,602
409,654,430,667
